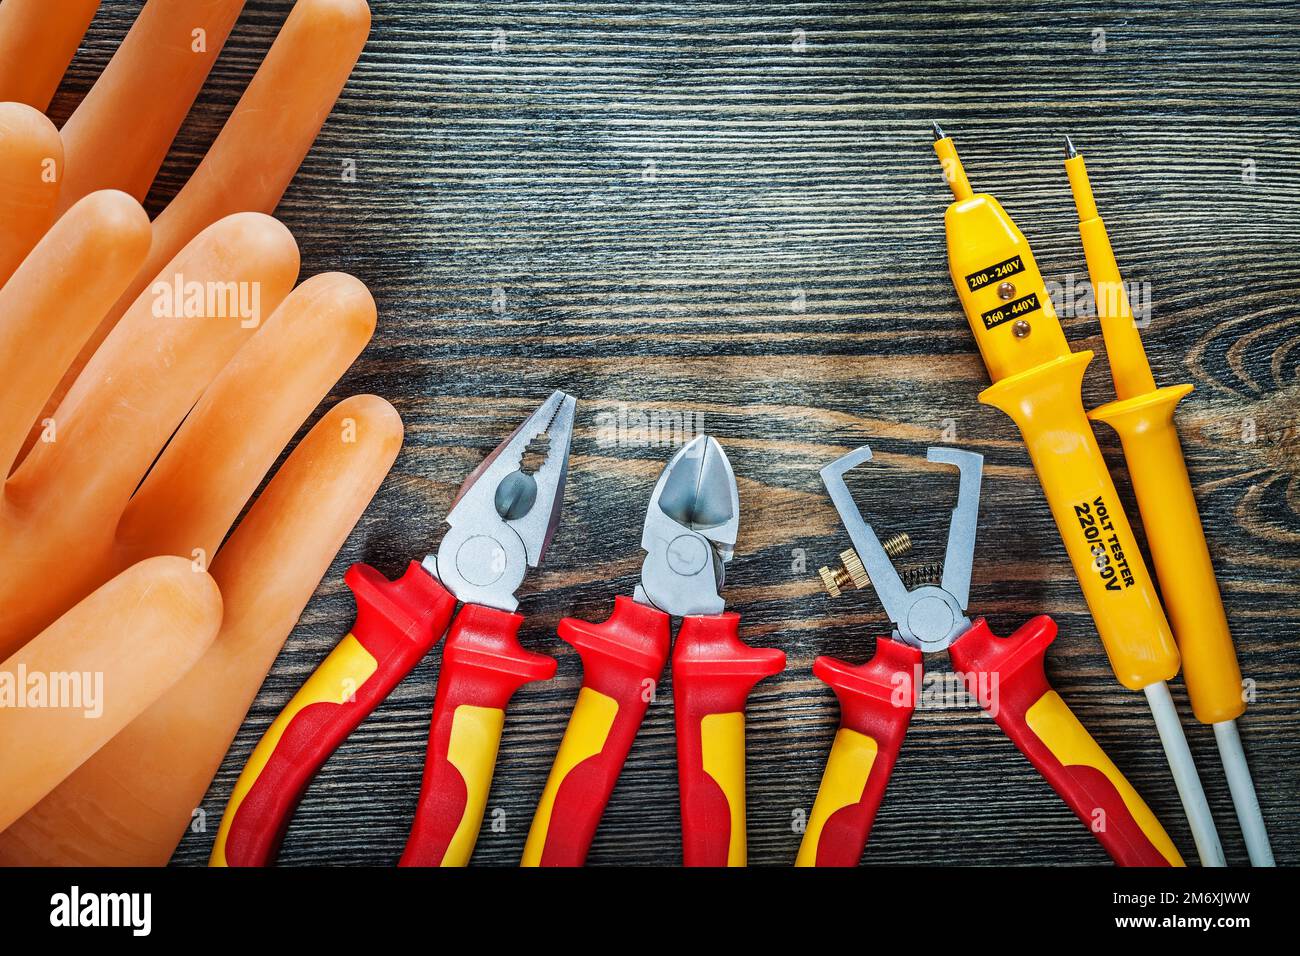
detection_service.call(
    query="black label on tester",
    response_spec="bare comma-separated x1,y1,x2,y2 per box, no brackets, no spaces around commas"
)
964,254,1025,292
981,291,1041,330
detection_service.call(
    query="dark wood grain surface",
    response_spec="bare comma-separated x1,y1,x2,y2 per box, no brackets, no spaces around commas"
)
55,0,1299,866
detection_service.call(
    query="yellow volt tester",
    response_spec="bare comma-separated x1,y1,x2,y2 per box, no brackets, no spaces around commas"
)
931,124,1224,866
1064,136,1272,866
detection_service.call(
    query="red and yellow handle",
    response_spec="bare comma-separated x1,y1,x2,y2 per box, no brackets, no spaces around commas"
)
521,596,671,866
399,603,556,866
947,616,1184,867
795,639,920,867
210,561,456,867
672,613,785,866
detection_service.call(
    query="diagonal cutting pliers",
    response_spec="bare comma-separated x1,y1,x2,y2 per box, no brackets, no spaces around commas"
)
211,390,576,867
796,444,1185,867
521,434,785,866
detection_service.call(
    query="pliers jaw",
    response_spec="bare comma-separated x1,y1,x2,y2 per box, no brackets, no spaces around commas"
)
425,390,577,612
634,434,739,617
820,444,983,653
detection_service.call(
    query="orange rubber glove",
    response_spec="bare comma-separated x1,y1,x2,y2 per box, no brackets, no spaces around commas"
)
0,205,402,864
0,208,402,864
0,0,372,459
0,0,392,868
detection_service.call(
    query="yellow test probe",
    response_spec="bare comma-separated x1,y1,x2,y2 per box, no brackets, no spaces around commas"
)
1064,136,1273,865
931,124,1225,866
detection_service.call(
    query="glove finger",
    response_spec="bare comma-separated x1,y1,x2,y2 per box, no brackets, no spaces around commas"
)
0,191,150,478
0,555,221,834
55,0,246,214
0,395,401,865
0,103,63,286
116,271,376,567
0,0,101,111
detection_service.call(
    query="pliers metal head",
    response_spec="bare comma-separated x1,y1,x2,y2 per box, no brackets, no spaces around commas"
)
425,390,577,612
820,444,982,652
634,434,739,617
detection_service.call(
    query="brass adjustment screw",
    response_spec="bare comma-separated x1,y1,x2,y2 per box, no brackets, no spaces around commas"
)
818,531,913,597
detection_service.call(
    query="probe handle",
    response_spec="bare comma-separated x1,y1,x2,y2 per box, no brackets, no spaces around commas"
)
211,561,456,867
672,613,785,867
948,616,1184,867
979,352,1181,690
795,639,920,867
520,596,671,866
1068,149,1244,726
1090,387,1246,725
400,604,556,867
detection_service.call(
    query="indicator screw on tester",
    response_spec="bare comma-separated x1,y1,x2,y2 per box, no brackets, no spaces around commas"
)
818,532,913,597
1012,320,1032,338
998,281,1016,300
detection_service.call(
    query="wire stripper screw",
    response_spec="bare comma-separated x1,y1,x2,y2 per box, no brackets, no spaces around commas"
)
819,531,912,597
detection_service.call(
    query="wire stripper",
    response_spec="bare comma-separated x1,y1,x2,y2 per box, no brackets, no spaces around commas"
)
796,445,1183,867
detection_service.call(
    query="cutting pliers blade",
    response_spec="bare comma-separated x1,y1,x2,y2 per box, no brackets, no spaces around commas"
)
634,434,738,617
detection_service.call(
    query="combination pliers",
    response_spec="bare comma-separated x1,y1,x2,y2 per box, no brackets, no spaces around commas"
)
212,391,575,866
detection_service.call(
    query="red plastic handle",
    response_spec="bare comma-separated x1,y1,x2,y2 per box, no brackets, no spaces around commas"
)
795,638,920,867
672,613,785,866
948,616,1183,866
215,561,456,867
400,603,556,866
520,596,671,866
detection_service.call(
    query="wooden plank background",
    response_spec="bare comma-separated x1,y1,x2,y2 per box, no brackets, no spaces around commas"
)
53,0,1299,866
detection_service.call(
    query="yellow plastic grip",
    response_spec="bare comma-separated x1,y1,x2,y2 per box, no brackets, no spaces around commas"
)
210,634,378,867
437,705,507,866
1067,151,1245,726
980,354,1181,689
1026,690,1184,866
794,728,877,867
700,711,747,866
520,686,618,866
1091,389,1245,723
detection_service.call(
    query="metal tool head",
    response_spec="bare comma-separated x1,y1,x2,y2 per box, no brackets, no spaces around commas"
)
633,434,739,617
819,444,983,653
424,390,576,611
